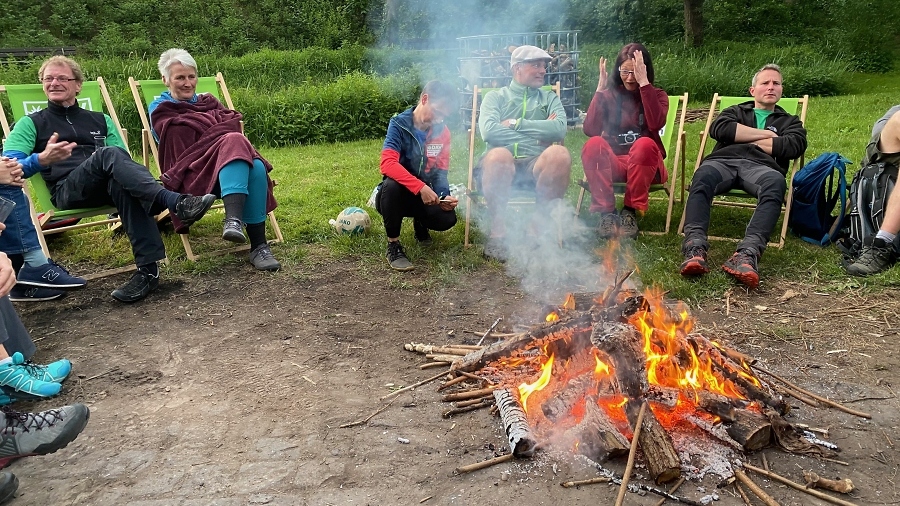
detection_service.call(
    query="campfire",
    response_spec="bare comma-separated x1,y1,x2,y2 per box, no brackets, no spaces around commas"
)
395,267,869,505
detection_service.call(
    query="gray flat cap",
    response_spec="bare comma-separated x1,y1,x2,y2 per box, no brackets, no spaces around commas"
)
510,45,552,66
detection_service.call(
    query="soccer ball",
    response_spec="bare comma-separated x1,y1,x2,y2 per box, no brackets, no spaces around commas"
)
329,207,371,235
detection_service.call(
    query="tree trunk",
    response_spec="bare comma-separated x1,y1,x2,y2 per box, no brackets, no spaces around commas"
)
683,0,704,47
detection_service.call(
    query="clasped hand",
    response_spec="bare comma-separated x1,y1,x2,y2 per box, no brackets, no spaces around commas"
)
0,157,25,187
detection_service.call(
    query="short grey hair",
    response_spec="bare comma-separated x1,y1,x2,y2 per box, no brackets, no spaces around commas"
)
158,48,198,80
752,63,782,87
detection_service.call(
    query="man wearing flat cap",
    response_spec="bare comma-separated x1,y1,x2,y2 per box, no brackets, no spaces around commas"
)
476,44,571,261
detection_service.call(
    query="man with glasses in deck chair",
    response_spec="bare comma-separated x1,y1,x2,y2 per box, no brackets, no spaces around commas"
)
476,45,572,262
2,56,216,303
680,64,807,289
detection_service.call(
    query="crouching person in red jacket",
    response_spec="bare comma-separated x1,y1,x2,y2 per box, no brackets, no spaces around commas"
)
375,81,459,271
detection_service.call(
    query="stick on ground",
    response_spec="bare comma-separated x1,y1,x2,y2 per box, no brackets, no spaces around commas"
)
455,453,514,474
380,370,450,401
752,365,871,419
339,397,397,428
560,476,611,488
743,463,859,506
615,401,647,506
734,469,780,506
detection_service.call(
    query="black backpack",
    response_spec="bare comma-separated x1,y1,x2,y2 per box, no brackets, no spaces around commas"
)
788,152,850,245
836,160,899,260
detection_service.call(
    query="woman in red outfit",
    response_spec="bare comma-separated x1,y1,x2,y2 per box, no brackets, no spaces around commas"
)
581,43,668,238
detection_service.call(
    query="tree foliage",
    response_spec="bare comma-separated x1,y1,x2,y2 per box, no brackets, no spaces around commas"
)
0,0,896,71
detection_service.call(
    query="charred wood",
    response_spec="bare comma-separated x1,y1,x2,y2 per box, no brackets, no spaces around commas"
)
494,388,538,457
559,399,629,462
625,400,681,484
451,314,592,373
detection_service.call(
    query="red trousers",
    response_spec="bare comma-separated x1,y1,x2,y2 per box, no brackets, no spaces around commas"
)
581,136,666,213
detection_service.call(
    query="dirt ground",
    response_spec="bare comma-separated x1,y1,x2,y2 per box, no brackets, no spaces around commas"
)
7,246,900,506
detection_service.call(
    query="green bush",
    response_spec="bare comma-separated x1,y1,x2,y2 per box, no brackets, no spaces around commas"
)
235,73,418,146
577,42,849,109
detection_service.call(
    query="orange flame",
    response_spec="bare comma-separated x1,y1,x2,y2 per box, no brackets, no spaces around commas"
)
518,354,554,413
562,293,576,311
593,352,611,377
634,289,751,400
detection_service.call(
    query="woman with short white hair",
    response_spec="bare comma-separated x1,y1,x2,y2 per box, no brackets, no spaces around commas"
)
148,48,280,271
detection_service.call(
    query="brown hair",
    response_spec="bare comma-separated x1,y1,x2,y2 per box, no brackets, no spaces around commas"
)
38,56,84,83
610,43,654,89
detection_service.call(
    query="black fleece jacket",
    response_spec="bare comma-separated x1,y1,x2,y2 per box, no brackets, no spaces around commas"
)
704,101,807,175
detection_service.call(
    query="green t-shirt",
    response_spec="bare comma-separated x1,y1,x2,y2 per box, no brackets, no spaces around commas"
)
754,109,774,130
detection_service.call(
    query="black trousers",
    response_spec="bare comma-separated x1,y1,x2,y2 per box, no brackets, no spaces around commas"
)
0,296,35,359
682,158,787,257
51,147,167,266
375,178,457,239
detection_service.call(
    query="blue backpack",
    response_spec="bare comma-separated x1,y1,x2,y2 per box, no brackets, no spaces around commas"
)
788,152,851,246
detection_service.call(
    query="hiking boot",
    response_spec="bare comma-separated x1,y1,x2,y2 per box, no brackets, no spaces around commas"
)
174,194,216,228
8,286,66,302
110,268,159,303
846,237,896,276
222,218,246,244
680,246,710,276
413,220,433,247
722,249,760,289
22,359,72,384
0,472,17,504
16,260,85,290
386,241,413,271
249,244,281,271
483,238,508,263
618,208,639,239
0,403,90,469
0,353,61,398
597,212,620,239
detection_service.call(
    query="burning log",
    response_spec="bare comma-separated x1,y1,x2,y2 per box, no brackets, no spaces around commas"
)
493,388,538,457
590,321,647,399
702,346,789,415
625,400,681,484
541,374,596,422
726,409,773,451
451,313,592,373
559,399,629,462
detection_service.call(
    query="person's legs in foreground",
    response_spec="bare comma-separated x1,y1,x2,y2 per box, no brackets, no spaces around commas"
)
581,136,621,237
0,189,84,302
53,147,215,302
847,113,900,276
220,159,280,271
680,162,734,277
376,178,420,271
481,145,570,261
618,137,665,238
719,165,787,289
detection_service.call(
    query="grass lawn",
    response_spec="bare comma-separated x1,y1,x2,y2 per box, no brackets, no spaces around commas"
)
43,71,900,303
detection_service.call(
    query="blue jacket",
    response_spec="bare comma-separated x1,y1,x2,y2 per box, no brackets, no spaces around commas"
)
380,107,451,197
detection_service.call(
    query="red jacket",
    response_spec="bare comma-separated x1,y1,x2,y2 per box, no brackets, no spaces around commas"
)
582,84,669,157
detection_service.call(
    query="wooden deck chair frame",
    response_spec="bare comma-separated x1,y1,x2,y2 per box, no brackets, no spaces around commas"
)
463,82,561,248
129,72,283,261
0,78,141,280
676,94,809,249
573,93,689,235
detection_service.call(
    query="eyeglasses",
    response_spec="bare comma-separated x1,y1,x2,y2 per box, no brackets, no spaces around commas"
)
618,67,635,76
41,76,76,83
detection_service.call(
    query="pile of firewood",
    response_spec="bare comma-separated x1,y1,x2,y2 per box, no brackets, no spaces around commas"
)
398,279,868,506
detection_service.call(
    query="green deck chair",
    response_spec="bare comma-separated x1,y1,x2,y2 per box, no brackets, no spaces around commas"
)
0,78,137,279
463,82,562,247
574,93,689,236
677,94,809,249
129,73,283,261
